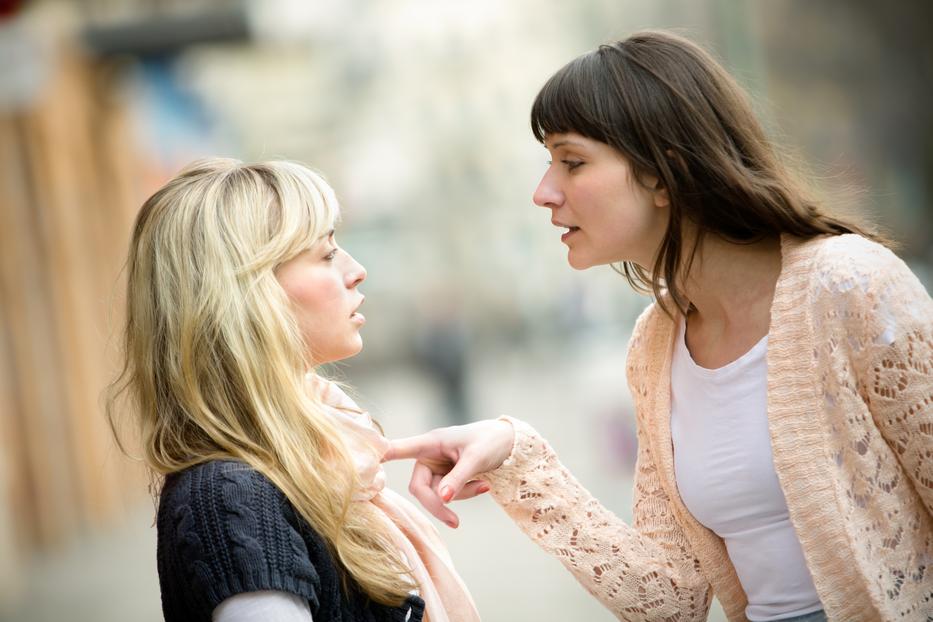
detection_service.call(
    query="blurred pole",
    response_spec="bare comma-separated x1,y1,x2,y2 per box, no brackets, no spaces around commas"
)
0,297,23,613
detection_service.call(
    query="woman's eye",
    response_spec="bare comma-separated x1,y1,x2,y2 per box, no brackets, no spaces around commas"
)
562,159,583,171
324,249,337,261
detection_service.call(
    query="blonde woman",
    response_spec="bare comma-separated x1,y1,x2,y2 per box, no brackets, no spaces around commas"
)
108,158,481,622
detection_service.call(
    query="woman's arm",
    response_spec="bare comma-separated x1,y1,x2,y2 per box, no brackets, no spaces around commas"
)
840,241,933,516
482,418,712,622
386,418,712,621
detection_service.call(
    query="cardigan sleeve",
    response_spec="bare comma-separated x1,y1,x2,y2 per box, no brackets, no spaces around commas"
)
480,310,711,621
825,237,933,517
481,419,711,621
157,461,322,622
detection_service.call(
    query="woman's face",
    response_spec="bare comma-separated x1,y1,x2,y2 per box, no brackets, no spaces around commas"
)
533,132,669,270
275,230,367,366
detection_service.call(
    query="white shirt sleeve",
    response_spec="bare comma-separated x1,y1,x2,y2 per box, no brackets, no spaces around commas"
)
212,590,312,622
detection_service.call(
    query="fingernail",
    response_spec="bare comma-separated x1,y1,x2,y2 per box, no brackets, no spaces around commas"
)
477,484,490,494
440,485,453,502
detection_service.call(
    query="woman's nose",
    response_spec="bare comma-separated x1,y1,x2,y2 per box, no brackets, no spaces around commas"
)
346,255,366,288
533,170,563,208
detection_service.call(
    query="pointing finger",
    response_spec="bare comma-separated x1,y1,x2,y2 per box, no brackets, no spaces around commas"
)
383,435,437,462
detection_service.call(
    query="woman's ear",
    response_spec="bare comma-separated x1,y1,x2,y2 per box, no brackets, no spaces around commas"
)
653,185,670,208
643,173,670,208
652,148,683,208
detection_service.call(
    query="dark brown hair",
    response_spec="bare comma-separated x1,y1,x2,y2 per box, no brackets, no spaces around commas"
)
531,30,881,315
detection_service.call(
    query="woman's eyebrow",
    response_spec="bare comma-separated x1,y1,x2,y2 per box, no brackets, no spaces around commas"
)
317,228,335,241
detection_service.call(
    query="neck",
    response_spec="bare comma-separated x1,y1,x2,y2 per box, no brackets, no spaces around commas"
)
680,232,783,328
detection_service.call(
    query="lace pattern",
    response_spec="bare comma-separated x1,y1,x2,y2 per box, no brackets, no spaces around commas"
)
484,414,712,622
808,235,933,619
483,234,932,622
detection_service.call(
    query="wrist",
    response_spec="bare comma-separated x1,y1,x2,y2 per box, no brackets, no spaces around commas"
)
493,416,517,469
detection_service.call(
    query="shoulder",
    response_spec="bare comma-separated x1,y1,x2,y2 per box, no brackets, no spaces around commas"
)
160,459,271,507
158,460,319,559
786,234,920,295
159,460,301,544
157,461,325,621
787,234,931,340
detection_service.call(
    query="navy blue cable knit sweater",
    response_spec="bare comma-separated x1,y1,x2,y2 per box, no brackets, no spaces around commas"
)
157,460,425,621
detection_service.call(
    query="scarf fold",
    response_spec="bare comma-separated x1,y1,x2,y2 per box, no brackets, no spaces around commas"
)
311,376,480,622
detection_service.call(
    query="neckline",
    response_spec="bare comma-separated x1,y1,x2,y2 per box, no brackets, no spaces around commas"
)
676,316,769,379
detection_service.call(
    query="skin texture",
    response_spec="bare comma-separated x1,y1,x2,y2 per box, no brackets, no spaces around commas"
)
275,231,368,366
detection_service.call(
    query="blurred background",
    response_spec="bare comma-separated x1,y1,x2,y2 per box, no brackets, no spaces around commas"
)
0,0,930,620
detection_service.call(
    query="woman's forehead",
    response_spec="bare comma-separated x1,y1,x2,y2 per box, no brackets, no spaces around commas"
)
544,132,590,149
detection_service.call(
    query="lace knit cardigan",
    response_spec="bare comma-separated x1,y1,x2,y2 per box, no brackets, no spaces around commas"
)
483,234,933,622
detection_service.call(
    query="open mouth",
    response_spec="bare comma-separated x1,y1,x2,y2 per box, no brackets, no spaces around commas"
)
561,226,580,242
350,297,365,322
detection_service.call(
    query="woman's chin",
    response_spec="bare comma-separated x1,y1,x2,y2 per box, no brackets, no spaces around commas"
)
339,340,363,362
346,336,364,359
567,251,593,270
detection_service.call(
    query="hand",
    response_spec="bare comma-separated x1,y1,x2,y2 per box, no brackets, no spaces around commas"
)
383,419,515,528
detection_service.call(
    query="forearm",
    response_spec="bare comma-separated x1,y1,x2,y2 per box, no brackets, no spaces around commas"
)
482,418,710,621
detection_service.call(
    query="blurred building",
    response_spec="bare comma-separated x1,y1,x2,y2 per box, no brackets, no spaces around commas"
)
0,0,152,604
0,0,930,620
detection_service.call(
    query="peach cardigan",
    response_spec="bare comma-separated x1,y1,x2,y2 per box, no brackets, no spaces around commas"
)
484,234,933,621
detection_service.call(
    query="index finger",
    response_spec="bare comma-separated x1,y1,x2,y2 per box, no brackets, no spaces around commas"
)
383,434,437,462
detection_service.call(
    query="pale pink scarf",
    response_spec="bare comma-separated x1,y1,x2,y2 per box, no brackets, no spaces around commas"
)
312,377,480,622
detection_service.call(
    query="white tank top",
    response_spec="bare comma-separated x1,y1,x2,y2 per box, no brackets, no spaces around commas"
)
670,318,822,621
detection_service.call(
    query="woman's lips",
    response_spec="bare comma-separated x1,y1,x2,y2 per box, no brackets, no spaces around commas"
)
351,297,365,324
561,226,580,242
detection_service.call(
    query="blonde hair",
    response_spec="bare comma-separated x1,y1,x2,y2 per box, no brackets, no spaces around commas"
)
108,157,413,604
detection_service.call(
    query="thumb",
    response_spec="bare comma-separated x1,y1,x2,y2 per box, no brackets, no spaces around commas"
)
437,456,482,503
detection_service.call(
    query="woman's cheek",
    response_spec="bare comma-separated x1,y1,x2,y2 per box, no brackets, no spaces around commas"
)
290,274,334,310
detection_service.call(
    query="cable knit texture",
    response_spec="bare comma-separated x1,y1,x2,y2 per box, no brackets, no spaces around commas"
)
482,234,933,622
157,460,425,622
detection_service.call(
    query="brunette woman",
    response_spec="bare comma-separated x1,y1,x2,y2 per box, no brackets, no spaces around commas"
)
387,31,933,622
